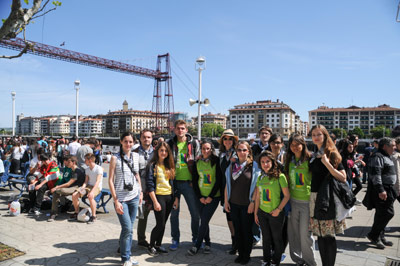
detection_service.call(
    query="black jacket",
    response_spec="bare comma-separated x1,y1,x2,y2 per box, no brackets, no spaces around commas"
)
314,174,336,220
145,162,177,199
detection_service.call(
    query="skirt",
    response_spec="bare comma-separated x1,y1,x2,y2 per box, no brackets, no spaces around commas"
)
309,192,346,237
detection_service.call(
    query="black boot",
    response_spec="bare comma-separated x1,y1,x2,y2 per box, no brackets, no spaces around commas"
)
228,235,237,255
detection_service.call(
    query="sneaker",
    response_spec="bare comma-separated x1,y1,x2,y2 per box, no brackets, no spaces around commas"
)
129,257,139,266
69,213,78,221
148,246,159,256
28,208,35,214
367,233,385,249
187,246,198,256
137,240,150,249
47,214,57,222
155,246,168,255
355,199,362,205
33,209,41,216
252,239,260,247
123,260,132,266
169,240,179,251
87,216,97,224
203,245,211,254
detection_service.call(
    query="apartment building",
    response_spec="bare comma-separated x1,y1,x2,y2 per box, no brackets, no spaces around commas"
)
308,104,400,134
192,112,227,129
228,99,306,138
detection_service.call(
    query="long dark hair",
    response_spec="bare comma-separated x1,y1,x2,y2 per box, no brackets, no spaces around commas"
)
257,150,281,179
119,132,136,158
284,133,311,176
200,139,219,167
150,142,175,180
340,139,355,160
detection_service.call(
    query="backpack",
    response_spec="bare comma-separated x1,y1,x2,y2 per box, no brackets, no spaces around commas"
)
331,176,356,209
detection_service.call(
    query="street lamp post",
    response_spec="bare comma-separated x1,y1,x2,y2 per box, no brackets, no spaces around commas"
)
74,80,80,137
193,56,207,140
11,91,16,136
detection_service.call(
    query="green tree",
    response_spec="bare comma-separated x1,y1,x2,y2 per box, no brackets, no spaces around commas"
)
188,126,197,137
348,127,365,139
1,0,61,59
370,126,391,139
201,123,224,138
331,128,347,139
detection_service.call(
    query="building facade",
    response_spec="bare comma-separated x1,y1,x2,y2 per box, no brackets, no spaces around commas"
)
16,115,41,135
70,118,102,136
102,101,167,135
228,99,305,138
192,112,227,129
308,104,400,135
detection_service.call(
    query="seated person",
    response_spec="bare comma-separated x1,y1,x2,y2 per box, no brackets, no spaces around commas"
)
28,154,62,215
70,153,103,224
48,155,85,222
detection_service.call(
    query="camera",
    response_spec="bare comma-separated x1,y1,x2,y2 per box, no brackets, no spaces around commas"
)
124,183,133,191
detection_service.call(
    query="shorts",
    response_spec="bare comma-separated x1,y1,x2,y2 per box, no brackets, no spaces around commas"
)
76,185,101,198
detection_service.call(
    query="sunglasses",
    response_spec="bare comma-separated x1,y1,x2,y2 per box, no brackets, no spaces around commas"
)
237,148,248,152
223,137,233,141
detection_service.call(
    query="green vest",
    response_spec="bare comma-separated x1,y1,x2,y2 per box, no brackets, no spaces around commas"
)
288,160,312,201
256,173,287,213
197,160,220,197
175,141,191,181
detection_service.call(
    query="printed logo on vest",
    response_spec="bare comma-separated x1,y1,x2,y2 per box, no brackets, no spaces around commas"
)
203,173,212,185
180,153,187,166
262,189,271,203
296,172,304,188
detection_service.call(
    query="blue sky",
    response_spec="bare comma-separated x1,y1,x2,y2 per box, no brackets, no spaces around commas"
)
1,0,400,128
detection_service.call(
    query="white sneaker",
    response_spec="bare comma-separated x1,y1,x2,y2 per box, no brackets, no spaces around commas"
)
123,260,132,266
130,257,139,266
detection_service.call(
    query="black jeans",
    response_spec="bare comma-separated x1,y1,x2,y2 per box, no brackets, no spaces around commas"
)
29,182,49,210
258,209,285,265
150,194,173,247
352,177,362,196
194,197,220,249
369,187,395,240
230,202,254,260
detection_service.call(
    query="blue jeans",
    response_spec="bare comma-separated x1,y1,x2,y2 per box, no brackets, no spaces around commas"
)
195,197,220,249
116,195,139,262
170,181,200,242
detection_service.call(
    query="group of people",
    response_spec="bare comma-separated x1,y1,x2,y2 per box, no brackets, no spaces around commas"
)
1,122,400,266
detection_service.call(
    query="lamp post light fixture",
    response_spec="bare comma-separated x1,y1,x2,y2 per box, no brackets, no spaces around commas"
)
74,80,80,137
191,56,209,140
11,91,16,136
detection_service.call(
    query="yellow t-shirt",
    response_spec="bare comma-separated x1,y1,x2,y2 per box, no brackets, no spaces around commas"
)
155,165,172,195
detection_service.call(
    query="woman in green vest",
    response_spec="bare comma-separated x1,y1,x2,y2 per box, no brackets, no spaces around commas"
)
254,150,290,266
284,133,316,266
188,139,223,255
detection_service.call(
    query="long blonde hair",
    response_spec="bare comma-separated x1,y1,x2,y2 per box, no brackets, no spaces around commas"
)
311,125,341,168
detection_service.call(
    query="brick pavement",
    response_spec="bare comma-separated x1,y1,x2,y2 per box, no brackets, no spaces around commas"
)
0,181,399,265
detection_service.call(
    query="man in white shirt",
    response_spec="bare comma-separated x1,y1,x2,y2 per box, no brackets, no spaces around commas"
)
70,153,103,224
68,136,81,156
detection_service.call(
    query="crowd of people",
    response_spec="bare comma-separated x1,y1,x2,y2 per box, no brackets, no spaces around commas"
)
1,122,400,266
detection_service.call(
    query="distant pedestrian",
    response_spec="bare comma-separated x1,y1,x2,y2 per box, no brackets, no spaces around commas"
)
365,137,397,249
391,137,400,201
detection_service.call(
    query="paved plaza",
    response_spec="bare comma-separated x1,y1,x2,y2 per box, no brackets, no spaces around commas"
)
0,166,400,265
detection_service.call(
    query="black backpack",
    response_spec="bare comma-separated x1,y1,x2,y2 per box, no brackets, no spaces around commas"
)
331,176,356,209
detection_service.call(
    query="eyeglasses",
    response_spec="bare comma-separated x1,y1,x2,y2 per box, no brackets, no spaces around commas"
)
272,141,282,145
237,148,248,152
223,137,233,141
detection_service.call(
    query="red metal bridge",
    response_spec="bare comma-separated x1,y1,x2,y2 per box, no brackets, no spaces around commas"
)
0,38,174,132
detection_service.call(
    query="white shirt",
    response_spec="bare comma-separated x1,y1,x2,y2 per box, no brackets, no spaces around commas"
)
85,164,103,190
68,142,81,156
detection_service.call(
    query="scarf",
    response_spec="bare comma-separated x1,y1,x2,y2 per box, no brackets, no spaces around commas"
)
257,140,269,151
232,161,247,180
139,145,153,161
310,145,324,164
